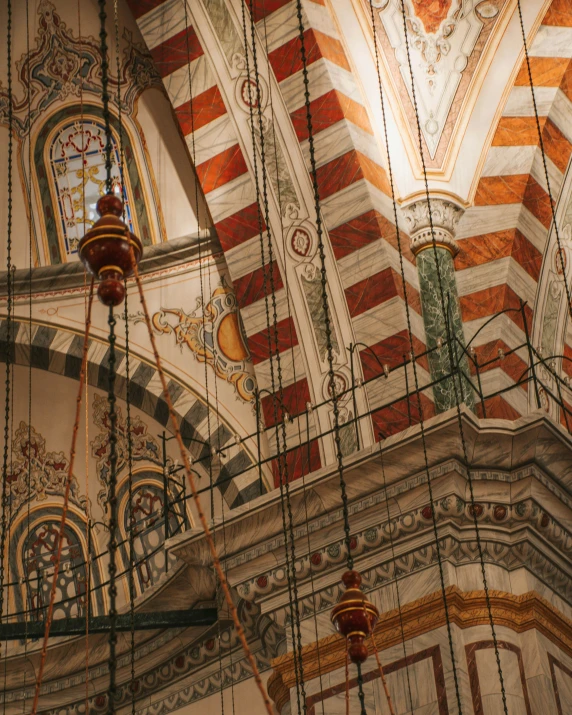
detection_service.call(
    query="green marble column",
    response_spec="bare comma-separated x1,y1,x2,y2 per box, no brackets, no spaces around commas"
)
404,199,475,413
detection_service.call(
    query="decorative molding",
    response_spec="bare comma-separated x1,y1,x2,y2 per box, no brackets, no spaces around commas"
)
268,586,572,710
0,0,161,136
6,421,84,518
131,277,256,403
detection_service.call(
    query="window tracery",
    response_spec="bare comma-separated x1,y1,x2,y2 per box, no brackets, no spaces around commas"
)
48,118,135,255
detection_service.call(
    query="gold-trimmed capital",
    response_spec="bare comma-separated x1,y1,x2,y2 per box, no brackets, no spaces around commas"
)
402,197,464,258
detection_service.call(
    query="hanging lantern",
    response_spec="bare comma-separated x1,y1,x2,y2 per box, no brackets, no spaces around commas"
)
331,570,379,664
78,193,143,307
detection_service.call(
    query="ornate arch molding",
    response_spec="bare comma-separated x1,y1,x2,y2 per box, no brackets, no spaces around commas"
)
0,318,266,509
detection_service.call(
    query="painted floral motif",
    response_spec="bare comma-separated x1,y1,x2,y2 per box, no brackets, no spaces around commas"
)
0,0,161,136
6,421,83,518
134,278,257,403
91,394,161,505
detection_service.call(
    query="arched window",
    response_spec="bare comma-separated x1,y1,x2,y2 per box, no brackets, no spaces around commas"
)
23,520,88,619
125,482,179,592
34,104,154,264
48,118,135,256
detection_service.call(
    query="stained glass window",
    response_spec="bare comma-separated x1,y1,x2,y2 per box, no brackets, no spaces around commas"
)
125,484,178,592
23,521,88,620
48,119,134,256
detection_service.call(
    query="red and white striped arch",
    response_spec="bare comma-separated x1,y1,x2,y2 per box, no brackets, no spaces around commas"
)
126,0,429,481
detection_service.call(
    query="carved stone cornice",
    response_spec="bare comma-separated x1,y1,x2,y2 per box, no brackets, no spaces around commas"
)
402,198,464,257
268,586,572,713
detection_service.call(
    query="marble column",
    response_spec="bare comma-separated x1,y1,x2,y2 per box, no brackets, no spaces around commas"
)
403,198,475,413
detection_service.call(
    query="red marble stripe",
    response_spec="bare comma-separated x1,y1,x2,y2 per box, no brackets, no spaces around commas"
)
126,0,166,20
196,144,248,194
248,316,299,365
476,395,522,420
474,175,528,206
290,89,372,141
315,150,390,200
271,438,321,486
456,229,542,282
250,0,291,23
541,118,572,173
269,28,350,83
468,339,528,392
460,284,532,331
262,377,311,427
150,25,203,78
523,175,553,229
564,343,572,378
361,331,428,380
215,203,264,252
559,59,572,103
371,393,435,441
542,0,572,26
345,267,398,318
233,261,284,309
176,85,227,135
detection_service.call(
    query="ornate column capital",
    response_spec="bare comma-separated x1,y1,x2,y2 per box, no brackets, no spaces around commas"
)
402,198,465,257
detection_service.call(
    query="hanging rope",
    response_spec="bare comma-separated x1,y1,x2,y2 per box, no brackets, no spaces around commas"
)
129,252,274,715
30,280,95,715
397,1,508,711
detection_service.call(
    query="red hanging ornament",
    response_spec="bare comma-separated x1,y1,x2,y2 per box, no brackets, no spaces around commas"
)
331,570,379,664
78,193,142,306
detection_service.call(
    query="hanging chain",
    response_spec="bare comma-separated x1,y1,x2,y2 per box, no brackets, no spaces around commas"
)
98,0,113,193
0,0,14,640
398,1,508,711
516,0,572,320
293,0,353,569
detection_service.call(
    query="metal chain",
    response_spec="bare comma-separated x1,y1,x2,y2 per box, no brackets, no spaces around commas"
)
367,2,465,710
98,0,113,193
241,3,307,710
516,0,572,321
398,1,508,711
0,0,14,637
355,662,367,715
106,306,119,714
293,0,353,569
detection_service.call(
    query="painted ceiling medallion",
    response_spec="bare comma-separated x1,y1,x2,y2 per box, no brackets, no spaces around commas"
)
369,0,507,166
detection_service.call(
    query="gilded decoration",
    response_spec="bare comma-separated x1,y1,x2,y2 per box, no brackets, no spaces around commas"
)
0,0,161,136
6,421,84,518
268,586,572,712
133,278,257,403
91,394,161,506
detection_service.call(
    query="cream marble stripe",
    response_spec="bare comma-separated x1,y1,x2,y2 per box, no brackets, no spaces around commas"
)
456,205,522,240
463,312,526,356
352,296,426,347
502,86,559,117
477,367,528,415
280,58,362,113
257,0,340,55
365,362,433,412
337,236,418,291
517,205,549,253
189,114,238,167
240,287,290,337
265,413,318,456
162,55,217,110
255,343,304,392
300,119,382,170
456,256,537,307
481,146,536,177
137,0,186,51
529,25,572,58
550,90,572,144
225,233,268,281
171,389,199,418
206,173,254,224
530,149,563,197
320,180,403,234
